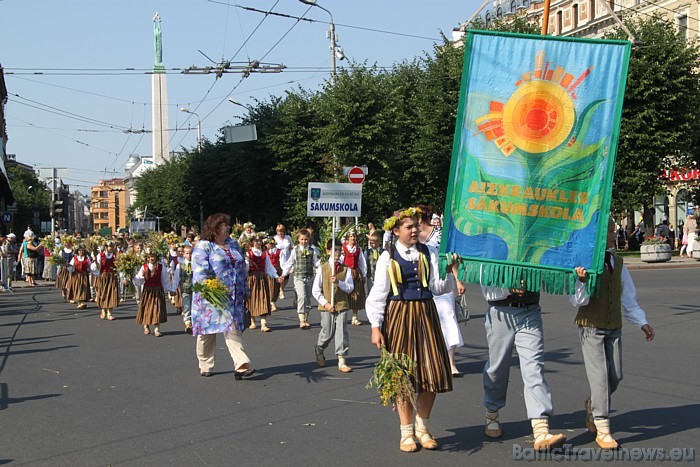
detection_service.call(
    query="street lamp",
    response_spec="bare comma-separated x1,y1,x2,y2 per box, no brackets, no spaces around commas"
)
180,107,202,153
298,0,338,84
228,98,254,112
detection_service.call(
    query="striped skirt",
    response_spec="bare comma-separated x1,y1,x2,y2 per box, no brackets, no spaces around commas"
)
69,272,90,302
56,267,71,290
247,271,271,317
136,285,167,325
268,266,282,303
96,272,119,309
382,299,453,394
348,268,366,311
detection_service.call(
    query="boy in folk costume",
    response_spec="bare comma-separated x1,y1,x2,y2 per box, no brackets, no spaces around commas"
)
246,234,279,332
68,245,92,310
312,239,354,373
92,241,119,320
264,237,283,312
172,245,194,334
366,207,455,453
365,231,384,294
341,229,367,326
571,218,655,449
279,229,321,329
134,249,174,337
56,238,74,302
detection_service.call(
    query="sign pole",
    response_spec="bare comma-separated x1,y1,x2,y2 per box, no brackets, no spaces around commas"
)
330,216,336,308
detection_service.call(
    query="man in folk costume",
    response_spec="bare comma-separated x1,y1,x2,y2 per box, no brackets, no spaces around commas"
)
571,218,655,449
92,241,119,320
341,228,367,326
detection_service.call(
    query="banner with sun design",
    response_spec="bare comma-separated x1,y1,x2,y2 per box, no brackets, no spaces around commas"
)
441,30,630,295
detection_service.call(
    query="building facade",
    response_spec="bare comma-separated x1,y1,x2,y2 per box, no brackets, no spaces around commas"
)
0,64,15,234
91,179,127,235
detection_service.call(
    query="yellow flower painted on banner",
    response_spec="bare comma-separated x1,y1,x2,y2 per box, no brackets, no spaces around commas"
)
476,50,592,156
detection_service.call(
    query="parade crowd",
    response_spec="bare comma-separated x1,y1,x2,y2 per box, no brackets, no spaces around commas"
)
0,207,655,454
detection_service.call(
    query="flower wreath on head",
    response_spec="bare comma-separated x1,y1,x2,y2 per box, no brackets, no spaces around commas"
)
383,207,423,232
264,237,276,246
243,222,256,230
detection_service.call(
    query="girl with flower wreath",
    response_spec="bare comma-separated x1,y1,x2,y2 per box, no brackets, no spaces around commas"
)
245,234,279,332
92,241,119,321
365,207,455,453
133,249,174,337
264,237,283,312
55,237,75,302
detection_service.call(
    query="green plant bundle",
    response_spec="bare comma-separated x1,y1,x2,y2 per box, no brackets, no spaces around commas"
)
48,252,65,266
192,278,231,312
641,236,667,245
366,346,417,409
40,235,56,252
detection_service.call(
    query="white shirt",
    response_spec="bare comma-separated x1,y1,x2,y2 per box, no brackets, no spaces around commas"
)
90,251,114,273
275,234,293,264
570,255,649,328
133,260,174,292
171,259,192,289
312,263,355,307
365,241,454,328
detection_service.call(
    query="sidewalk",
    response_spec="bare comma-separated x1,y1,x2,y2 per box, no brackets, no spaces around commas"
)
621,254,700,270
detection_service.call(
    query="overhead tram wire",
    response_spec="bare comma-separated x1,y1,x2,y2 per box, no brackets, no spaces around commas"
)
605,0,700,37
227,0,281,63
208,0,442,41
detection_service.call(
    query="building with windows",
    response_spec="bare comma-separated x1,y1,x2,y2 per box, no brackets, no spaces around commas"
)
91,179,127,235
0,64,15,234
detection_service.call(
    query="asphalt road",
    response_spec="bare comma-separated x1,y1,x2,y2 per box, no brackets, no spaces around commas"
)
1,267,699,466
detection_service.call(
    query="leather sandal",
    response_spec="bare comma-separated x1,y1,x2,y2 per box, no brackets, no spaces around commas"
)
399,436,418,453
415,429,439,450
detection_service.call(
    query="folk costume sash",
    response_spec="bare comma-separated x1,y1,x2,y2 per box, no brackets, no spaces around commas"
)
388,243,432,299
440,31,630,295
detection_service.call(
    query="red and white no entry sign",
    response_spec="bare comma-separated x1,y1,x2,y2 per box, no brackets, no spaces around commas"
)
348,166,365,184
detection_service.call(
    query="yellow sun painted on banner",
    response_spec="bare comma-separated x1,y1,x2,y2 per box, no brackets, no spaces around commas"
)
475,50,592,156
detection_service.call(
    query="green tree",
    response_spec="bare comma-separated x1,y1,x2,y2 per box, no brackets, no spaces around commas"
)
7,166,50,233
606,15,700,227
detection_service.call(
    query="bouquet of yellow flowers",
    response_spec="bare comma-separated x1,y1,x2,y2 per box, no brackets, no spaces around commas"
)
115,252,142,277
192,278,231,312
163,232,180,245
366,346,417,409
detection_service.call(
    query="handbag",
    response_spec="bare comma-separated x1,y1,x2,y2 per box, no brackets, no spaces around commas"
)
455,293,470,323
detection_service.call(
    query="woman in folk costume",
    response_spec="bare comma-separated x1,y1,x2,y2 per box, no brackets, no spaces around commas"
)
416,204,465,377
341,228,367,326
55,238,74,302
264,237,283,312
273,224,292,299
92,241,119,321
67,244,92,310
134,249,174,337
366,207,455,453
246,234,279,332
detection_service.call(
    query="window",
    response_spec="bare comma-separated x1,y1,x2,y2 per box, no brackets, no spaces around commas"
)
677,15,688,40
590,0,596,19
497,6,503,19
100,212,108,219
573,4,579,29
557,10,563,34
510,0,517,13
101,202,109,209
485,11,492,27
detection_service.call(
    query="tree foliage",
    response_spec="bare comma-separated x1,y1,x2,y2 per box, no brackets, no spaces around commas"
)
7,166,50,232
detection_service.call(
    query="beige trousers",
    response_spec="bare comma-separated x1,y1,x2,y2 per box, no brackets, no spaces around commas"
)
196,331,251,372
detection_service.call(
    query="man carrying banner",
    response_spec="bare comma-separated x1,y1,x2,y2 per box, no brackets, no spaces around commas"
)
480,266,588,451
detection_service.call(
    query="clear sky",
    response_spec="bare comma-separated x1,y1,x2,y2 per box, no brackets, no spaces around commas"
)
0,0,478,193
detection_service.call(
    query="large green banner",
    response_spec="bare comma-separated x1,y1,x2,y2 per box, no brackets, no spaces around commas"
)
441,31,630,295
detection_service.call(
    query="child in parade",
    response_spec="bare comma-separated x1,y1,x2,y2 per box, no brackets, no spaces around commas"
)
264,237,283,312
366,207,455,453
238,222,256,246
571,218,655,449
169,244,184,313
68,245,92,310
274,224,293,299
341,229,367,326
312,239,354,373
246,235,279,332
172,245,194,334
365,231,384,294
56,238,74,302
279,229,321,329
130,242,144,306
134,250,174,337
93,241,119,320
